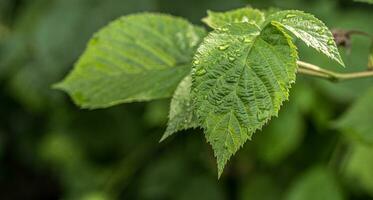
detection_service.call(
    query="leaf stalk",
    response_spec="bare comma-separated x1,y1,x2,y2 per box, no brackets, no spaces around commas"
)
297,60,373,82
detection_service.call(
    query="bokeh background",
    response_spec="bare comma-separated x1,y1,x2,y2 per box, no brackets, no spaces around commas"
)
1,0,373,199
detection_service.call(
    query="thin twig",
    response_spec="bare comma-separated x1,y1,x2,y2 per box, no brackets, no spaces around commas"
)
297,60,373,82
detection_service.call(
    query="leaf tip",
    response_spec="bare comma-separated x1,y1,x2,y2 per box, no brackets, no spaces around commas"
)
51,81,65,91
338,58,346,68
216,153,229,179
217,165,224,179
159,132,169,143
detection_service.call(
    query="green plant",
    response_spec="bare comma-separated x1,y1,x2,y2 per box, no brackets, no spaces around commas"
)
55,7,373,177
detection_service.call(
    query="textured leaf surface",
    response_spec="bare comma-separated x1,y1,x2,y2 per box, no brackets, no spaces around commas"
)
192,22,298,176
161,75,199,141
266,10,344,66
202,7,265,29
335,88,373,144
55,13,206,108
286,167,344,200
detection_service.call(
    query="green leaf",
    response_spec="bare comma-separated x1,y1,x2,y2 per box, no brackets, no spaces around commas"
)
344,143,373,196
55,13,206,109
355,0,373,4
202,7,265,29
335,88,373,145
0,23,9,40
192,22,298,177
266,10,345,66
240,174,281,200
286,167,344,200
255,103,304,165
368,42,373,69
161,75,199,142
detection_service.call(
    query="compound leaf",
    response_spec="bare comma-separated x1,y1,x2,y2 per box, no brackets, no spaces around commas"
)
161,75,199,142
266,10,344,66
55,13,206,109
192,22,298,177
202,7,265,29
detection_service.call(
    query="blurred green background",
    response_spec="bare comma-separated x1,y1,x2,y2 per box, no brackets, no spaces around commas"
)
1,0,373,199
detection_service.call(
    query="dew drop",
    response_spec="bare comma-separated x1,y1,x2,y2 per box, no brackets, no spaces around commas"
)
217,27,229,32
218,44,230,51
285,14,297,18
228,56,236,62
193,60,200,65
244,37,252,43
195,68,206,76
242,16,249,22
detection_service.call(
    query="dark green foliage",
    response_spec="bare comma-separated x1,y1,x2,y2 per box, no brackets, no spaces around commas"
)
1,0,373,199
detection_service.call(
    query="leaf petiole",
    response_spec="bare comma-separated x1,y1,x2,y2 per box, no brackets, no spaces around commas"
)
297,60,373,82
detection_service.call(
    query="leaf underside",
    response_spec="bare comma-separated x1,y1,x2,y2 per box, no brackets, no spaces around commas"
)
161,75,199,141
55,13,206,109
192,22,298,177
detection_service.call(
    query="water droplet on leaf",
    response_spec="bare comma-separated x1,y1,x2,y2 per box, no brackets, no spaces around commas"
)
285,14,297,19
244,37,252,43
242,16,249,22
218,44,230,51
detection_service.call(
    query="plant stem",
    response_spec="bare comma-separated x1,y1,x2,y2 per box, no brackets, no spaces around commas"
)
297,60,373,82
